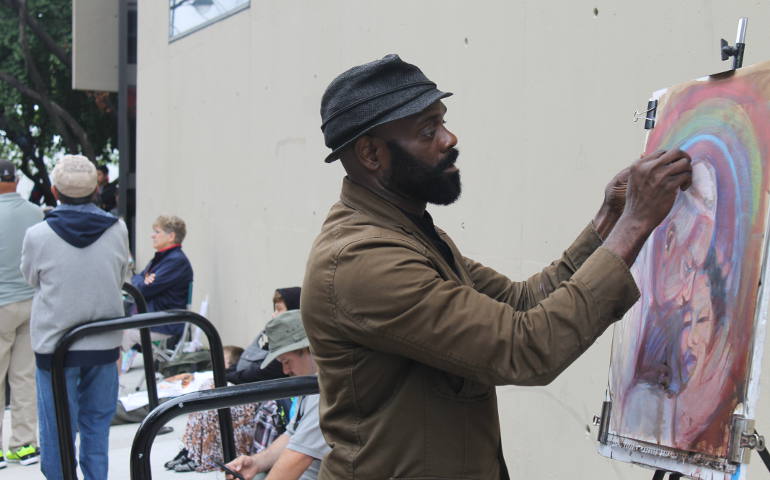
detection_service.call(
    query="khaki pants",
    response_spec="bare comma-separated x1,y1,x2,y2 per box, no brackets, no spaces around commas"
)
0,299,37,449
121,329,172,352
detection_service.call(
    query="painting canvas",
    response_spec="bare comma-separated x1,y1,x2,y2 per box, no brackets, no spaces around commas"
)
600,60,770,479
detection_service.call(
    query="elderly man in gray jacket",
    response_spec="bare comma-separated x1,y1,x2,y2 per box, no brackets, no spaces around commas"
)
21,155,129,480
0,159,43,468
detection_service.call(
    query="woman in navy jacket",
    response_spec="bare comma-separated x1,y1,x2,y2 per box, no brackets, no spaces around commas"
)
122,215,193,352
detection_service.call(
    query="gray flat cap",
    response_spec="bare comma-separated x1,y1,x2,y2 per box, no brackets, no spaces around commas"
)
320,54,452,163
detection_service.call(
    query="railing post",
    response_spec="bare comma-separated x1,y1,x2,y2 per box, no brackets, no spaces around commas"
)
50,310,235,480
121,283,160,411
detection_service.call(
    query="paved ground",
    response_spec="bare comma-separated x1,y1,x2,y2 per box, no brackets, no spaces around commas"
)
2,364,226,479
3,409,225,479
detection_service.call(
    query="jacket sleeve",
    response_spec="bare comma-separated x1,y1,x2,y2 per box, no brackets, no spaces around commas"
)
226,359,285,385
463,222,603,311
132,255,191,300
120,221,131,281
20,229,38,288
131,272,145,290
331,235,639,387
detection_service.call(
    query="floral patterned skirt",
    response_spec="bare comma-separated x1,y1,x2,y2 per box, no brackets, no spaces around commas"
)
181,379,258,472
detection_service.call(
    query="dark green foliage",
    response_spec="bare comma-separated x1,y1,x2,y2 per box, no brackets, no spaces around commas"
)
0,0,117,205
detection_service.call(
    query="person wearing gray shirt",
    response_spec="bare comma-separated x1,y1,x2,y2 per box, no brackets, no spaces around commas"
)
0,159,43,468
285,394,327,480
225,310,330,480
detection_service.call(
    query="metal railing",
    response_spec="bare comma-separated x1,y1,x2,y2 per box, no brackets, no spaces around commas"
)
121,283,161,412
51,309,234,480
130,376,319,479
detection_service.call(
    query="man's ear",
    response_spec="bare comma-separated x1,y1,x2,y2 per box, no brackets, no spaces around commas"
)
353,135,386,172
51,185,60,201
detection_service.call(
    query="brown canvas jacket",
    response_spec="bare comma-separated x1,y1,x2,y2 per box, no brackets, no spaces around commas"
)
302,177,640,480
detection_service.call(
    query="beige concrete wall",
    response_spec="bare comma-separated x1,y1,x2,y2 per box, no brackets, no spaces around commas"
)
136,1,770,478
72,0,118,92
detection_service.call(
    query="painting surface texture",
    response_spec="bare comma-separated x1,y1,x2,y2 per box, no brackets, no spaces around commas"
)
609,61,770,464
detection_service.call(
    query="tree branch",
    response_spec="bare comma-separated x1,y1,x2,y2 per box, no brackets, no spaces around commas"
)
17,0,45,94
16,0,78,153
0,70,96,161
0,109,56,206
5,0,70,67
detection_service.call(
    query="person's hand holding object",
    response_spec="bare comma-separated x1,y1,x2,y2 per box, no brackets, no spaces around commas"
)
602,149,693,266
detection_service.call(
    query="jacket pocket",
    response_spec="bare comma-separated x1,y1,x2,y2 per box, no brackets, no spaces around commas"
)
429,371,492,402
390,477,473,480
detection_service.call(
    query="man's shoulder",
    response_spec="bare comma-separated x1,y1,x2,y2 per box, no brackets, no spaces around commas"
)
304,205,430,308
87,217,128,245
21,221,57,258
24,219,53,239
106,217,129,236
312,202,423,259
296,393,322,428
0,196,43,220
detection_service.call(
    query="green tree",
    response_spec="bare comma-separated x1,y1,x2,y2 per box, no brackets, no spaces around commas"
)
0,0,117,205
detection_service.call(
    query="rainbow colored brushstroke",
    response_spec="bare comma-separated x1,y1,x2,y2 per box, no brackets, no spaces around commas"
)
609,65,770,464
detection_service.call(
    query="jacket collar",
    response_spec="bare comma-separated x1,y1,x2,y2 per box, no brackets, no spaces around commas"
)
338,177,472,285
339,177,416,231
152,244,181,261
157,243,182,253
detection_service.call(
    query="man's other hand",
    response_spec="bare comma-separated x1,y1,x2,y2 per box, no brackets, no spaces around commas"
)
594,166,631,239
603,149,693,266
604,166,630,217
225,455,259,480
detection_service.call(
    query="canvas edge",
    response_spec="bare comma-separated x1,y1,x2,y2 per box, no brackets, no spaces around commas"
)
743,194,770,421
598,441,742,480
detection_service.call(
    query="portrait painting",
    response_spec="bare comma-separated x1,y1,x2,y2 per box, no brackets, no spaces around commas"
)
601,60,770,478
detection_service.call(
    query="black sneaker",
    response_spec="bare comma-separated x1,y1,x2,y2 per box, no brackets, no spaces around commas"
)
173,458,199,472
164,448,189,470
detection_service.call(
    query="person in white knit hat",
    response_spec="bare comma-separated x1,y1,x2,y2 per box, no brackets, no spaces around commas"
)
21,154,130,480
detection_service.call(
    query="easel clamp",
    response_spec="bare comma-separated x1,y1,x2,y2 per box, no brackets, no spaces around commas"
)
728,415,765,464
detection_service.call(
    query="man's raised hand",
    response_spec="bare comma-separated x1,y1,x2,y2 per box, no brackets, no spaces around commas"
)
624,149,693,229
603,149,693,266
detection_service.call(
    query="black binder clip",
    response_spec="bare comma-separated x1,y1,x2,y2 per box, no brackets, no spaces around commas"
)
633,100,658,130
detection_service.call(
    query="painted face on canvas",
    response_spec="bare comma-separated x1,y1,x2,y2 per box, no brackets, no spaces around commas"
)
653,162,717,306
673,274,728,447
678,274,715,385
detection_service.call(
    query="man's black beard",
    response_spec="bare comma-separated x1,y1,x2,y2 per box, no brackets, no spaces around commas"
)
385,141,461,206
